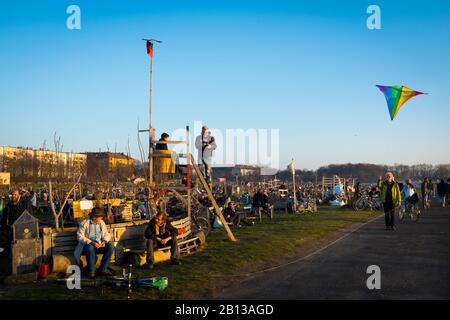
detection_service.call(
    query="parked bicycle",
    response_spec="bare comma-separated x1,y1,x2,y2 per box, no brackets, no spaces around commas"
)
296,198,318,214
353,194,382,211
191,208,211,236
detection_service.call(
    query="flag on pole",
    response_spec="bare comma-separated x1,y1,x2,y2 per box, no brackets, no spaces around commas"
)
288,160,295,175
146,41,154,57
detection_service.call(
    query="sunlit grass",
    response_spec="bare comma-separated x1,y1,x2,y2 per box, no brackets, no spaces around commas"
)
0,207,378,300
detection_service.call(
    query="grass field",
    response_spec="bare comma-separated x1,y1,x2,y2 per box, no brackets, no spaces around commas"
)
0,207,379,300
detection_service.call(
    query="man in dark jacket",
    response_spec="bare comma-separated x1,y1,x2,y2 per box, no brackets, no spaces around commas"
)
437,179,447,207
252,189,271,217
252,189,269,208
224,201,240,226
144,211,180,268
446,179,450,207
0,190,31,256
1,190,30,227
155,133,169,151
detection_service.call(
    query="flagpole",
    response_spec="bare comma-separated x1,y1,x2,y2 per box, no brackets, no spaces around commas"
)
149,54,153,189
142,39,161,197
291,159,297,213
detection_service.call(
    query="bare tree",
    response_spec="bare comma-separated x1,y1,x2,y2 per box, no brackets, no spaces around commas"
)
49,174,82,231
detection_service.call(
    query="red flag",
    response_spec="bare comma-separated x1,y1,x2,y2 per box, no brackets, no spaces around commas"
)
146,41,153,57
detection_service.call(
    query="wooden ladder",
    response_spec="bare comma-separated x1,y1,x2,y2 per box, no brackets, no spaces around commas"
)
189,153,237,242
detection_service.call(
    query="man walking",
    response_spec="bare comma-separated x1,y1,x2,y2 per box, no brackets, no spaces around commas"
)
437,179,447,208
446,179,450,207
380,172,401,231
421,177,431,209
195,125,217,189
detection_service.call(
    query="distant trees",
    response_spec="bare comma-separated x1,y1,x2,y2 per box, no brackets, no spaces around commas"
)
277,163,450,183
317,163,388,182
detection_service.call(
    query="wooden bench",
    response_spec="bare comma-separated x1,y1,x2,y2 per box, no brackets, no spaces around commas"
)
124,216,205,267
47,220,147,273
45,217,204,273
242,206,274,223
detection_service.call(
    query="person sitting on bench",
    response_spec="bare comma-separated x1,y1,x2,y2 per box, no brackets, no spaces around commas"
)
144,211,180,268
224,201,240,226
252,189,270,213
74,207,114,279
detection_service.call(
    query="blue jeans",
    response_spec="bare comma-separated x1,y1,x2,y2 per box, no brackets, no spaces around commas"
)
202,161,212,183
403,196,410,210
81,243,113,273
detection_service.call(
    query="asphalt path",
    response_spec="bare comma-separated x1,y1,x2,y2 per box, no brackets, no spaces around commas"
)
215,205,450,299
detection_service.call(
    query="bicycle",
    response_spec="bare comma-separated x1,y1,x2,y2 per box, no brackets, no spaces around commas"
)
353,194,382,211
191,208,211,236
399,195,421,222
296,198,318,214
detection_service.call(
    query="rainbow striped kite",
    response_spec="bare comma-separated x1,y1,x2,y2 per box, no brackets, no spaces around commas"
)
376,85,426,121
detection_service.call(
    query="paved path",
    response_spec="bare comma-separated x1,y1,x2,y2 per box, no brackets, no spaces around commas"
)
215,206,450,299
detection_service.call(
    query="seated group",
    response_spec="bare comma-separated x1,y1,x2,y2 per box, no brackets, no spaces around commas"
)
75,208,180,279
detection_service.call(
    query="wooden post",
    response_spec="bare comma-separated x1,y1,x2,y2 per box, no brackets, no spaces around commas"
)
148,55,154,190
42,227,53,261
322,176,324,200
186,126,191,221
291,159,297,213
190,154,237,242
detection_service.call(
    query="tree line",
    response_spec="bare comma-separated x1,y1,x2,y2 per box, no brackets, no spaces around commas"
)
277,163,450,183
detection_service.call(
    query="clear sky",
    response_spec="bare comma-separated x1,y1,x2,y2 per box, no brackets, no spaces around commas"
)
1,0,449,170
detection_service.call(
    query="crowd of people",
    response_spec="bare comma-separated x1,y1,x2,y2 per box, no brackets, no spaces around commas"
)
1,167,450,277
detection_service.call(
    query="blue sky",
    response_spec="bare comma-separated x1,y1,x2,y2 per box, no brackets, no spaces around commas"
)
0,0,449,169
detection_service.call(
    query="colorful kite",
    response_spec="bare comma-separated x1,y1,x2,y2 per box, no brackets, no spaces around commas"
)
376,85,426,120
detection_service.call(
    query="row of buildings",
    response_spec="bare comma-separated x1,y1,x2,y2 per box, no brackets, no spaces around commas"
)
0,146,135,182
0,146,277,183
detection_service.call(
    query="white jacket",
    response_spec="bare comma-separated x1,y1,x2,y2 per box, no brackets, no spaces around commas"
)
195,134,217,165
402,185,415,198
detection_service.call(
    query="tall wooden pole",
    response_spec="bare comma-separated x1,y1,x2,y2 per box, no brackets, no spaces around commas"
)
148,55,154,189
291,159,297,213
186,126,191,221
